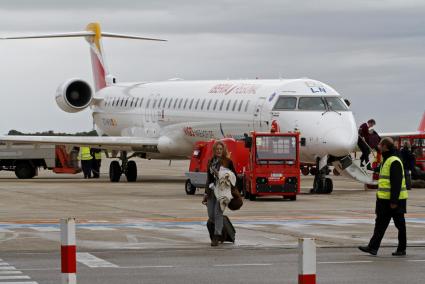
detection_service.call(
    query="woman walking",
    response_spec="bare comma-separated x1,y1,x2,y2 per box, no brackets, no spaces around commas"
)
202,141,237,246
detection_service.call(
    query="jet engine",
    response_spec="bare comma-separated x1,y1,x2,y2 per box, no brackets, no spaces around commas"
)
55,79,93,113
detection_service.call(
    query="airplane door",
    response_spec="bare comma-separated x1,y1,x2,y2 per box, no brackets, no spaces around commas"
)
253,97,267,130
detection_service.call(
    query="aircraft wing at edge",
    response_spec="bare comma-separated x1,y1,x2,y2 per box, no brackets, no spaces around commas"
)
379,131,423,138
0,135,159,152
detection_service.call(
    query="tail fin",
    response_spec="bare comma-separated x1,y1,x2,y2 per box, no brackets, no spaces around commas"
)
2,22,166,92
419,112,425,132
85,23,108,91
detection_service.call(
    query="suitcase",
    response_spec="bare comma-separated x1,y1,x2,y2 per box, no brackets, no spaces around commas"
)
207,215,236,243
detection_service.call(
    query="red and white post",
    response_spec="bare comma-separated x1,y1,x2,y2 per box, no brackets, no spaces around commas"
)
298,238,316,284
61,218,77,284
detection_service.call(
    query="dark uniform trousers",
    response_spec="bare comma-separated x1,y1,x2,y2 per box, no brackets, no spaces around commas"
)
368,200,406,252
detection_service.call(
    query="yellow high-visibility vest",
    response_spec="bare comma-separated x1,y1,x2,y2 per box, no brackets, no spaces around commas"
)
377,156,408,200
79,147,92,161
94,151,102,160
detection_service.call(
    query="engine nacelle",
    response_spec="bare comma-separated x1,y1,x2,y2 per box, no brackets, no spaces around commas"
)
55,79,93,113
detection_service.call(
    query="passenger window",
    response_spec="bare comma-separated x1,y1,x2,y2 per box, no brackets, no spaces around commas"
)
219,100,225,111
226,100,231,111
273,97,297,110
232,100,238,111
168,98,173,109
207,99,212,110
158,98,163,108
173,98,179,109
189,98,194,109
162,98,168,108
213,99,218,110
130,98,134,107
298,97,326,111
135,98,139,107
324,97,348,111
244,100,250,112
153,99,157,109
200,99,206,110
178,98,183,109
195,99,200,109
238,100,243,111
146,99,151,108
139,98,144,107
120,99,124,107
183,98,188,109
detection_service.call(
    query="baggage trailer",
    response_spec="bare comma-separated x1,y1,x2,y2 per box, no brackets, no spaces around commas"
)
243,132,300,201
0,144,80,179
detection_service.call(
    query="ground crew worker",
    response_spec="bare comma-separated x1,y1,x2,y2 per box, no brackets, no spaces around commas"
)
90,148,102,178
358,137,407,256
79,146,92,179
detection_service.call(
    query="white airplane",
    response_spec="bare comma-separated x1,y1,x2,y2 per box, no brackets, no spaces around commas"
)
0,23,366,191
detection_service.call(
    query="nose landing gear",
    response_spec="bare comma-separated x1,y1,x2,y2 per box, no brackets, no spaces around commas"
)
310,156,333,194
108,151,138,182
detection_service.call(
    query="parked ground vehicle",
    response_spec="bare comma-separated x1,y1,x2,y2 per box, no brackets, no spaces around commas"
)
396,134,425,171
185,131,300,201
0,144,80,179
243,132,300,200
184,138,249,195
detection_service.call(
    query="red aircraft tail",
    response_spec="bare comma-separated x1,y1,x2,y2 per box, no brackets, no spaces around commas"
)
419,112,425,132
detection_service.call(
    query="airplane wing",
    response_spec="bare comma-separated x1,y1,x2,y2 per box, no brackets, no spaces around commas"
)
379,131,423,138
0,135,159,152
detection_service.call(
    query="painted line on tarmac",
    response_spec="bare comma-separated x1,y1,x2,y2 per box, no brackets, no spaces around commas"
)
318,261,373,264
0,271,22,275
77,253,119,268
0,267,16,270
0,275,30,280
214,263,273,267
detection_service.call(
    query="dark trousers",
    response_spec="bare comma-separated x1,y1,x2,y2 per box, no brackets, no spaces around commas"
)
368,207,407,252
91,159,101,178
358,137,370,165
81,160,92,178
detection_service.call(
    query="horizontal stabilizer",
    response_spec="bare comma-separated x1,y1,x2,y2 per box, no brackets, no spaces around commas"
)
2,31,166,41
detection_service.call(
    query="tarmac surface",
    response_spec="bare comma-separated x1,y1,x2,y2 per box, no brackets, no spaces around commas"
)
0,159,425,283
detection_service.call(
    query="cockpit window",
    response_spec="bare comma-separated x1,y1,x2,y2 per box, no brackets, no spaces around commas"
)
273,97,297,110
298,97,326,111
324,97,348,111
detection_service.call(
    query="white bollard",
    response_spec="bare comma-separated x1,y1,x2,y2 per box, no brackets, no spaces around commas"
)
298,238,316,284
61,218,77,284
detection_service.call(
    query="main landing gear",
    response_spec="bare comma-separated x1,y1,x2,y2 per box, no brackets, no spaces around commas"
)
109,151,138,182
310,157,333,194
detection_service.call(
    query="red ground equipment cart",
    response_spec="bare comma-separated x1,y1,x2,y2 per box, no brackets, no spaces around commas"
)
185,138,249,195
396,134,425,171
243,132,300,201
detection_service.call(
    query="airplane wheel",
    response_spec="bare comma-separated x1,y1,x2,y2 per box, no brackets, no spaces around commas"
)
109,161,121,182
288,195,297,201
325,178,333,194
310,167,317,176
301,167,310,176
185,179,196,195
125,160,137,182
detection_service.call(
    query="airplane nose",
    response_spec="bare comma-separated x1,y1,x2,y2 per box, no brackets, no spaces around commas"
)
323,128,357,157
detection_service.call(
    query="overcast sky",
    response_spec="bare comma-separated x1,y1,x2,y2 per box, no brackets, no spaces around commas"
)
0,0,424,134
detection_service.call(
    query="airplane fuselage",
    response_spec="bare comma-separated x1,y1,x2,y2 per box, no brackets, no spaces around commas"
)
92,78,358,162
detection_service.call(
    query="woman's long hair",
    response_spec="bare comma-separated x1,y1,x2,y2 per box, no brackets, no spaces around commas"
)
212,140,229,159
